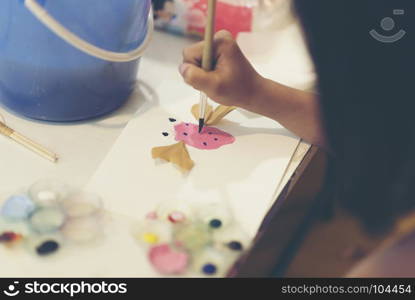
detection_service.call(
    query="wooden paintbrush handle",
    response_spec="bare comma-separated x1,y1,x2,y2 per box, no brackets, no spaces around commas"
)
0,121,13,137
202,0,217,72
0,120,58,163
11,131,58,163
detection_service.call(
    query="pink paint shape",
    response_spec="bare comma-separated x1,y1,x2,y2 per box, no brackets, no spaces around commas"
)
149,244,189,275
146,211,158,220
174,122,235,150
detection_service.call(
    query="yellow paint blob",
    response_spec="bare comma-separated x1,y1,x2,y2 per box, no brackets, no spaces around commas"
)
142,233,159,244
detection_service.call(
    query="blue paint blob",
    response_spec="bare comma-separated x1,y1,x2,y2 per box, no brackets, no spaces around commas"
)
202,263,217,275
1,195,36,220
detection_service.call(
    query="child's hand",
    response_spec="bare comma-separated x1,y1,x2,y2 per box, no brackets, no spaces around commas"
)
180,31,325,147
179,30,262,109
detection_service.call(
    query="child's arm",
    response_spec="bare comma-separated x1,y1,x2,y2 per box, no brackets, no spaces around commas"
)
180,30,326,147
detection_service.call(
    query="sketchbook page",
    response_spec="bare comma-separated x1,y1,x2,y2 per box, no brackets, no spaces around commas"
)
86,95,300,239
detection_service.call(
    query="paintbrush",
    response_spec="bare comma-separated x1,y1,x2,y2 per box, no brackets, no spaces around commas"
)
0,120,58,163
198,0,217,133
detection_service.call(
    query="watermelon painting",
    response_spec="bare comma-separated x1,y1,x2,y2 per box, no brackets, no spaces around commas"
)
151,104,236,172
174,122,235,150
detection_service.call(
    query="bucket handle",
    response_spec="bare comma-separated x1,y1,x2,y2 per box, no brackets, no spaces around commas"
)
24,0,153,62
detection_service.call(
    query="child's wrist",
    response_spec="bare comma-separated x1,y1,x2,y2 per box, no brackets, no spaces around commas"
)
239,75,268,112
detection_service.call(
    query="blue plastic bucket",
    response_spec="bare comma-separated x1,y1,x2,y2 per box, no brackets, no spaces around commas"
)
0,0,152,122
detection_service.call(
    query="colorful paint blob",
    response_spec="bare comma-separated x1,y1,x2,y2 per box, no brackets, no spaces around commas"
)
148,244,189,275
174,123,235,150
0,232,22,244
1,195,36,220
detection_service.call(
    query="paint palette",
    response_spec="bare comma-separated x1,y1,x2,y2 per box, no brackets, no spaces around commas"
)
0,180,104,257
132,199,249,277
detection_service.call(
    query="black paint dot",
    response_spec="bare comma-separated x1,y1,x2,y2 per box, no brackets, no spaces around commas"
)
203,142,207,146
183,132,188,136
228,241,243,251
185,123,189,126
209,219,222,229
214,138,218,141
162,132,169,137
169,118,176,122
36,240,60,256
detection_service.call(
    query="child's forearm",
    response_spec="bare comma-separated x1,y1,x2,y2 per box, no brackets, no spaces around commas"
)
241,77,326,147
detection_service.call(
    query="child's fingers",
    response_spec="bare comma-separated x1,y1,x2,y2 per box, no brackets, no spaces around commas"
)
182,42,204,65
214,30,233,41
179,63,219,93
182,30,233,66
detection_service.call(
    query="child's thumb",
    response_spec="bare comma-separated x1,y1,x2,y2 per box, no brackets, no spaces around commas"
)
180,63,217,93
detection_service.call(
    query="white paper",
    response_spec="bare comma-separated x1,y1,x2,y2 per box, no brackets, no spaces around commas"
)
87,98,300,237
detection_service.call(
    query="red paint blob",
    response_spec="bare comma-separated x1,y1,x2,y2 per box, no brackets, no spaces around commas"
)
0,232,21,243
168,211,186,223
174,123,235,150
